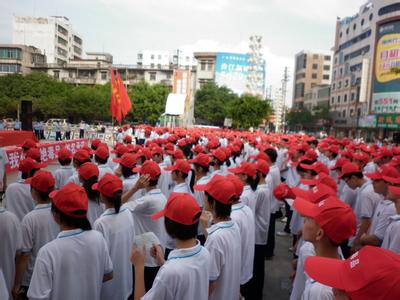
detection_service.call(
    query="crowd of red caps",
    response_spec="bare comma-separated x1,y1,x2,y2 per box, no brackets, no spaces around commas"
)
12,127,400,299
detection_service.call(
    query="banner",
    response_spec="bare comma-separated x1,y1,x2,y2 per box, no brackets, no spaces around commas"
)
376,114,400,129
173,70,192,115
5,139,88,173
372,20,400,113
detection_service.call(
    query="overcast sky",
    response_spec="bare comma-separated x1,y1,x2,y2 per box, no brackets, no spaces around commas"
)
1,0,367,105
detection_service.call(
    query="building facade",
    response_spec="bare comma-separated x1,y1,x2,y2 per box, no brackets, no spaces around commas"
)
0,44,46,75
137,49,197,70
13,16,83,64
304,85,330,111
292,50,332,109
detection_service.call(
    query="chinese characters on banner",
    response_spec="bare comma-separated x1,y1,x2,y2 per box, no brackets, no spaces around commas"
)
376,114,400,129
5,139,88,173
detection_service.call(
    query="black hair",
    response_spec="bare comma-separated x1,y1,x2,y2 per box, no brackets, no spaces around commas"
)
31,186,52,201
51,203,91,230
265,148,278,163
58,158,72,166
149,177,159,186
296,159,317,175
194,164,210,174
246,173,260,191
121,165,134,178
331,152,338,159
205,191,232,218
95,156,108,165
74,158,91,168
297,149,306,156
225,158,231,168
164,216,200,240
342,172,363,180
189,169,195,193
82,176,100,203
103,190,122,213
179,144,193,159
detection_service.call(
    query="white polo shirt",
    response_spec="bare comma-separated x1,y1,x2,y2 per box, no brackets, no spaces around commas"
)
0,269,9,300
205,220,241,300
231,203,255,284
0,147,9,186
302,279,333,300
97,164,114,180
0,208,22,299
193,175,211,208
173,182,191,194
158,167,174,199
87,200,105,226
370,199,396,241
20,203,59,286
240,185,257,214
122,174,145,202
338,182,357,210
290,241,315,300
94,208,135,300
382,214,400,254
66,172,80,185
122,189,167,267
4,179,34,221
254,183,272,245
54,166,74,189
266,164,281,212
143,241,210,300
27,229,113,300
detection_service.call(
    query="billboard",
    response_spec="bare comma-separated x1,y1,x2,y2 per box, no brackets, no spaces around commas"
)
215,52,250,95
372,20,400,114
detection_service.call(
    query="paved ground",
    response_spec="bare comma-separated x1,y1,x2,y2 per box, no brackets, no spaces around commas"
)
6,165,294,300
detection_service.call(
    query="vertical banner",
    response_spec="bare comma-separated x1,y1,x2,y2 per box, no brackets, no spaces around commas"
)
173,70,192,124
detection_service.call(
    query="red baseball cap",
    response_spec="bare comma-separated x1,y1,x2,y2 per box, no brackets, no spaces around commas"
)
274,183,296,200
112,145,129,156
352,153,369,164
366,165,399,181
78,162,99,180
192,144,205,154
81,145,95,155
151,192,201,225
229,162,257,178
300,173,337,191
18,158,47,173
330,157,350,170
388,185,400,197
25,170,55,193
249,152,271,163
132,160,161,180
291,183,336,204
21,138,37,150
92,173,123,197
164,159,191,174
95,146,109,160
210,149,227,163
339,162,361,178
255,159,270,175
167,149,184,159
91,139,102,149
189,153,210,167
300,162,330,175
373,148,393,159
389,156,400,167
58,148,73,161
225,174,244,198
327,145,339,154
123,136,132,143
50,183,88,218
113,153,137,169
304,246,400,300
26,148,41,161
151,146,164,156
294,196,356,243
74,149,91,163
194,175,236,204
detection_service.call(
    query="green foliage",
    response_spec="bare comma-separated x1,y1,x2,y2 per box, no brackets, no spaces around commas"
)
194,82,272,128
287,106,331,131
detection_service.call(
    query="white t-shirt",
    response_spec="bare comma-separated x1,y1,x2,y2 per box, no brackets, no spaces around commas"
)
338,182,357,210
0,208,22,299
122,174,145,202
122,189,167,267
28,229,113,300
255,183,272,245
87,200,105,226
266,164,281,212
97,164,114,180
4,180,34,221
173,182,191,194
0,269,9,300
93,208,135,300
231,203,255,284
370,199,396,241
382,214,400,254
158,164,174,199
290,242,315,300
302,279,334,300
0,148,9,187
143,241,210,300
66,173,80,185
193,175,211,208
205,220,241,300
54,166,74,190
20,203,59,286
240,185,257,214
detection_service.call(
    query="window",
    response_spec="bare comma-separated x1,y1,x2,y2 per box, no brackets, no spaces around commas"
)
312,73,317,79
334,57,338,64
157,64,161,69
344,45,370,61
339,32,343,38
344,94,348,102
296,73,305,80
346,28,349,35
361,19,365,26
207,63,213,71
353,23,357,30
340,68,343,75
369,13,373,20
323,75,330,80
0,48,22,60
57,25,68,35
149,72,156,81
338,81,342,89
151,55,155,60
57,36,67,46
331,97,335,105
324,55,331,61
150,63,155,68
53,71,60,79
350,109,354,117
351,93,355,101
0,63,21,73
158,55,162,59
295,83,305,98
137,53,143,60
312,64,318,69
101,72,107,80
342,110,346,118
200,62,206,71
357,108,361,117
296,53,307,70
333,70,337,79
332,83,336,90
338,95,341,103
313,54,318,59
338,30,371,51
323,65,330,71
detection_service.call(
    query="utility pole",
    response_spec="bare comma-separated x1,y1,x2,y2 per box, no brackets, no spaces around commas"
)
281,67,289,132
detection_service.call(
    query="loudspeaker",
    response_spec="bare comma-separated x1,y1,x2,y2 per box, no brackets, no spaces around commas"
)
393,132,400,144
21,100,33,131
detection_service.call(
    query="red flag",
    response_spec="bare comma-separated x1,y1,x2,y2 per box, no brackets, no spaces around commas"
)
116,71,132,118
109,69,132,123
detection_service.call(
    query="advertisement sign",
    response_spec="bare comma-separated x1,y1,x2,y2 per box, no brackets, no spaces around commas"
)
372,20,400,113
376,114,400,129
215,52,250,95
172,70,192,116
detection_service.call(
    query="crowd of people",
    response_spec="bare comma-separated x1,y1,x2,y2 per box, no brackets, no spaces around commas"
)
0,125,399,300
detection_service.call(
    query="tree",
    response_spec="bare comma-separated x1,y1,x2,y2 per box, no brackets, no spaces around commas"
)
286,109,314,131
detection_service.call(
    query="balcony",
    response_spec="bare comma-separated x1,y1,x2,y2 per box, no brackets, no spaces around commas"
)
63,77,96,84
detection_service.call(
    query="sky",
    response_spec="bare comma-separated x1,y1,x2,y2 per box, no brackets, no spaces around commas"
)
0,0,367,105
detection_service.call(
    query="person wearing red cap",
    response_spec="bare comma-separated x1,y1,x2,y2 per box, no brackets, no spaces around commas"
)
381,185,400,253
12,171,59,299
131,193,211,300
304,246,400,300
21,139,37,154
27,183,113,300
78,162,103,225
66,149,92,185
360,166,397,248
54,148,74,190
123,135,132,145
92,174,135,300
209,149,227,178
164,159,193,195
26,148,41,163
94,146,113,180
121,160,167,291
4,158,46,221
194,175,241,300
0,199,22,299
115,153,145,202
340,162,382,253
293,196,356,299
0,144,8,195
151,147,173,199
